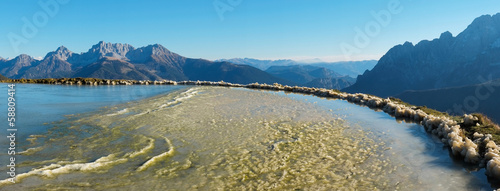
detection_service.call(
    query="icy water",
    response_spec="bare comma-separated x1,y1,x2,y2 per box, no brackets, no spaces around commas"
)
0,85,493,190
0,84,186,147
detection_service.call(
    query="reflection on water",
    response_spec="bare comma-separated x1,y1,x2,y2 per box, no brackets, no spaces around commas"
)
0,85,493,190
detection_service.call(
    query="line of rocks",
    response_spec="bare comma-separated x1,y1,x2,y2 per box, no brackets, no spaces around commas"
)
5,78,500,179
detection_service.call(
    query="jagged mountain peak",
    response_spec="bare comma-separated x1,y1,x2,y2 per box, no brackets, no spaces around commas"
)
57,45,69,51
440,31,453,39
402,41,414,47
58,46,72,53
141,44,172,55
46,46,73,60
469,13,500,27
14,54,35,62
91,41,133,49
127,43,185,64
458,14,500,40
87,41,135,60
70,41,136,66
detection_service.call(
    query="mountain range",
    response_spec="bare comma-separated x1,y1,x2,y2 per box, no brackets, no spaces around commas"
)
345,13,500,97
0,42,292,85
220,58,377,78
343,13,500,122
265,65,356,89
1,42,375,89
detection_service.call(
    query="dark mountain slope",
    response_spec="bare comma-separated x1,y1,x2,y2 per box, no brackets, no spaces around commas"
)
305,76,356,90
0,74,9,80
21,56,73,79
395,79,500,123
73,57,155,80
265,65,341,85
183,59,292,85
127,44,187,81
344,13,500,97
0,54,39,78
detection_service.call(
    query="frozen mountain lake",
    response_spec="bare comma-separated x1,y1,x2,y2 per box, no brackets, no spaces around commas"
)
0,84,493,190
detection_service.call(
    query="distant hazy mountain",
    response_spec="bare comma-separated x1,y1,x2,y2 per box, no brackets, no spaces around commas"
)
0,41,290,85
219,58,297,70
265,65,340,84
305,76,356,90
219,58,377,78
182,59,292,85
345,13,500,97
395,79,500,123
262,65,355,89
309,61,377,78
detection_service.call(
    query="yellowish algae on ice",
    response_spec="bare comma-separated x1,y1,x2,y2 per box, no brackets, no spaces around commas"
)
1,87,413,190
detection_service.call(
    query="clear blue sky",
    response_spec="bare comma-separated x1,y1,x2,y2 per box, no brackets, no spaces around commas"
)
1,0,499,61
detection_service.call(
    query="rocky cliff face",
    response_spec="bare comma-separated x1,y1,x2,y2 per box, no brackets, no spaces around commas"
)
49,46,73,60
70,41,135,68
344,13,500,97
